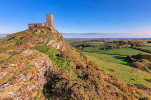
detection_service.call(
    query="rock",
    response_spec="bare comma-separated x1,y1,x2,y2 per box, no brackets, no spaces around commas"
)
46,40,55,45
7,91,21,99
9,64,16,67
51,42,61,50
21,49,35,56
26,73,33,81
26,85,37,91
35,29,47,34
0,72,7,79
0,49,52,99
17,74,26,81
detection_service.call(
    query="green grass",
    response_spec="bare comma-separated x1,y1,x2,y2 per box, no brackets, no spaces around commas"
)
33,33,53,39
98,48,148,56
82,46,107,52
31,45,73,71
84,53,151,88
83,52,129,65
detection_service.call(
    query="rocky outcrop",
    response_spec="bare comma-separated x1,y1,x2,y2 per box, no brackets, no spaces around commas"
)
0,49,52,99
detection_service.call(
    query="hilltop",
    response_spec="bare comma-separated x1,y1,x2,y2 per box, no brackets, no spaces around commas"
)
0,27,150,99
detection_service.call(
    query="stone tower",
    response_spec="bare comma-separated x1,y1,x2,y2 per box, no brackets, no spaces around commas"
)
28,13,57,32
46,14,54,29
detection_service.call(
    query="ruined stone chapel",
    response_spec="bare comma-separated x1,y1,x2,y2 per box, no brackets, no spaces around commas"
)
28,14,56,32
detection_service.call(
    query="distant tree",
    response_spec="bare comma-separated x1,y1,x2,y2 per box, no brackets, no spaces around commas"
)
77,46,83,50
84,48,88,52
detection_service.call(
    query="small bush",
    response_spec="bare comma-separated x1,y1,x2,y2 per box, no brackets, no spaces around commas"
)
145,79,151,83
99,56,104,60
131,62,149,71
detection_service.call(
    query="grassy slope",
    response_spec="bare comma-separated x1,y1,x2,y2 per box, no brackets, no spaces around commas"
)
98,48,148,56
31,45,73,71
83,52,129,65
84,52,151,88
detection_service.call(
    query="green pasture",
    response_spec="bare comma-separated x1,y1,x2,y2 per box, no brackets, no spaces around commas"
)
88,41,105,45
99,48,148,56
84,53,151,88
83,52,129,65
82,46,107,51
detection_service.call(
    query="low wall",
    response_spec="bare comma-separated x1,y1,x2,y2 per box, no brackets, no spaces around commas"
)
28,23,46,28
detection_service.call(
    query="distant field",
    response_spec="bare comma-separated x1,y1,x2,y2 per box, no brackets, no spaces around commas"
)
70,43,84,47
85,54,151,88
139,46,151,51
83,52,129,65
88,42,105,45
146,43,151,46
70,41,148,56
70,41,105,47
98,48,148,56
83,46,107,52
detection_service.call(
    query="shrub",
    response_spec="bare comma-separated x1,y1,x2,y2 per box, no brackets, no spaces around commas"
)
145,79,151,83
136,84,151,91
110,69,116,72
99,56,104,60
131,62,149,71
139,97,150,100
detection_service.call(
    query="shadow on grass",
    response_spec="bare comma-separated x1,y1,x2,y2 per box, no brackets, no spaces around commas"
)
113,56,130,65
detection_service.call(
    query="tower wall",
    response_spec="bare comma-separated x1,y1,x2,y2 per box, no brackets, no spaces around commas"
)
46,14,54,28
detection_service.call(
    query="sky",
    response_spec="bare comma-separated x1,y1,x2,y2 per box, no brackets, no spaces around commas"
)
0,0,151,38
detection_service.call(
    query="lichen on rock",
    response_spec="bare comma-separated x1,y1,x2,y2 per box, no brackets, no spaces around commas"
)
0,49,52,99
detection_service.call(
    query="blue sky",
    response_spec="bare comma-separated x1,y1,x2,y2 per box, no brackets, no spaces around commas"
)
0,0,151,38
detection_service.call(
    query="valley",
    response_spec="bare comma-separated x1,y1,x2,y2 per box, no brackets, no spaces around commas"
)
69,39,151,94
